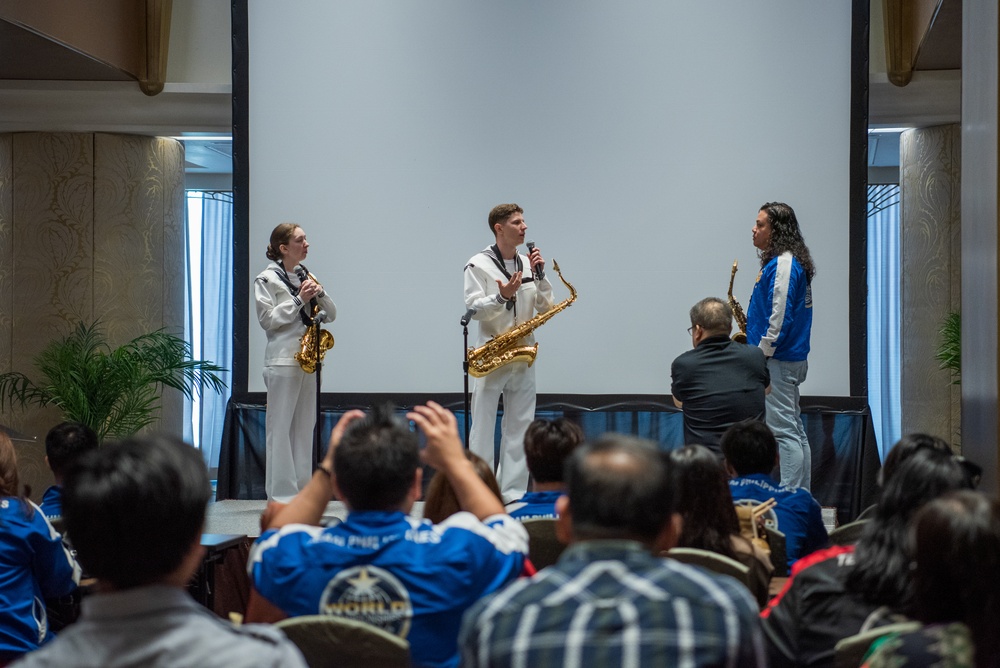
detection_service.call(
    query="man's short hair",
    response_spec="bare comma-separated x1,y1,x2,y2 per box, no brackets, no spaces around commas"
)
63,435,210,589
524,418,584,484
45,422,99,479
689,297,733,336
488,203,523,235
565,435,673,543
720,419,776,475
334,404,421,511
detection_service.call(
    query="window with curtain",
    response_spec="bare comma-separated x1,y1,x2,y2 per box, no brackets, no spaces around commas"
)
184,191,234,472
867,184,901,461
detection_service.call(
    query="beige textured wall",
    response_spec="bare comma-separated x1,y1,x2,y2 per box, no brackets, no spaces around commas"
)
0,132,184,499
899,124,961,446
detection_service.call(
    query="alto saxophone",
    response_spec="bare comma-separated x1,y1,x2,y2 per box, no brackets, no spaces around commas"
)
295,272,335,374
468,260,577,378
728,259,748,344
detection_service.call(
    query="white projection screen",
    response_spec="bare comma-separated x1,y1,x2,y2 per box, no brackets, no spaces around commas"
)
243,1,855,397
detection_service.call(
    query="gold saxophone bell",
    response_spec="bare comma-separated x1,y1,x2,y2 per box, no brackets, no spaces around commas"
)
729,259,748,344
295,272,335,373
468,260,577,378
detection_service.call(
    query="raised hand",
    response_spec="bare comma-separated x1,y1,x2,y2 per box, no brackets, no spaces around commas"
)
496,271,522,300
407,401,463,471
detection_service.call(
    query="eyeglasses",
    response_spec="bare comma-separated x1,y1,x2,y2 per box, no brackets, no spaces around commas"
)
687,326,695,335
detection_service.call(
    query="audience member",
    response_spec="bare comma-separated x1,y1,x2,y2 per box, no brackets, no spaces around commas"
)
862,490,1000,668
39,422,98,521
721,419,827,569
12,435,306,668
0,433,79,666
505,417,583,520
861,433,981,515
668,444,774,607
671,297,770,456
423,450,502,524
879,433,952,485
17,437,305,668
247,402,527,668
459,435,766,666
762,444,976,667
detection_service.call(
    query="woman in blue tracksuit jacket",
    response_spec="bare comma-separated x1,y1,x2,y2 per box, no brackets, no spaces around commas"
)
746,201,816,489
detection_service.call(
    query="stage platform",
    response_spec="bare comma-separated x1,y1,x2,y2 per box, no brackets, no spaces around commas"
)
217,394,880,525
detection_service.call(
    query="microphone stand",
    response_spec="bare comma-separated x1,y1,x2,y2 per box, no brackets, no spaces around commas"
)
462,324,471,447
310,309,323,468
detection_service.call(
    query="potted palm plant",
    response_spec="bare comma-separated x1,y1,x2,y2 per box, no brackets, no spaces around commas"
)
0,322,227,442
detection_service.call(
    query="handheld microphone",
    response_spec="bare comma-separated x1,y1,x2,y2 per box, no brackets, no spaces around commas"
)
294,266,317,305
460,308,476,327
526,240,544,281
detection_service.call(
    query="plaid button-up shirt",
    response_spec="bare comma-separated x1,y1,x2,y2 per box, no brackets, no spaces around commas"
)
460,539,767,667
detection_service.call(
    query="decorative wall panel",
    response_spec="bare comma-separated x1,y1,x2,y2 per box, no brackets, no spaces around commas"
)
0,135,11,382
0,132,185,499
900,124,961,446
159,137,186,431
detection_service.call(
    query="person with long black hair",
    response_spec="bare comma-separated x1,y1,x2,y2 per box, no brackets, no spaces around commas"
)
863,490,1000,668
669,444,773,607
762,441,976,667
747,202,816,489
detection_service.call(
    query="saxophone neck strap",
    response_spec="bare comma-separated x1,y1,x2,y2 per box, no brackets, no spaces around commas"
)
273,262,313,327
488,245,522,311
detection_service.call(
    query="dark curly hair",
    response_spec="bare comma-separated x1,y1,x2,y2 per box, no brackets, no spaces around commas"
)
758,202,816,281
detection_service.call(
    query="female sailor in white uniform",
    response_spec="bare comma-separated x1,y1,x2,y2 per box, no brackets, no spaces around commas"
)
254,223,336,501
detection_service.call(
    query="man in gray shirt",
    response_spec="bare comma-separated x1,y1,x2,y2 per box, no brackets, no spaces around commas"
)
12,435,305,668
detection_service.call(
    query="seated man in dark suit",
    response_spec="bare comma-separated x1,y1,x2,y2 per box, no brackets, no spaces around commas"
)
671,297,770,456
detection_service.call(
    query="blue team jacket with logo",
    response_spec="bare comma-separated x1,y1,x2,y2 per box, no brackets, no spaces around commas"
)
746,252,812,362
249,510,527,668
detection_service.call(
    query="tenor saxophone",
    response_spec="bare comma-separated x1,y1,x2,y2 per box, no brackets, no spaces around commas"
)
467,260,577,378
728,259,748,344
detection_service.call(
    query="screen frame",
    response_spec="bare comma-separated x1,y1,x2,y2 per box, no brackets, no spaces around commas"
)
228,0,870,405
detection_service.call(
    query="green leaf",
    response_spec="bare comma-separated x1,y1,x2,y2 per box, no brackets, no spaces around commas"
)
935,311,961,385
0,321,228,443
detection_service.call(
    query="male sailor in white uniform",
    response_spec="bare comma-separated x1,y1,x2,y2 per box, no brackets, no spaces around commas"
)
464,203,554,502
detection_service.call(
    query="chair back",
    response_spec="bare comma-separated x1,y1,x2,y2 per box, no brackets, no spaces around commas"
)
763,526,788,577
828,519,870,546
275,615,410,668
521,518,566,569
833,621,921,668
855,503,878,521
667,547,752,590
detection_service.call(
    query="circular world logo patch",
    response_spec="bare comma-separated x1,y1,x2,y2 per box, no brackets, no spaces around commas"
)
319,565,412,638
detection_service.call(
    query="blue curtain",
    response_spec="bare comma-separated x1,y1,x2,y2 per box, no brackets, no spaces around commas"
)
184,191,234,471
867,184,901,461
